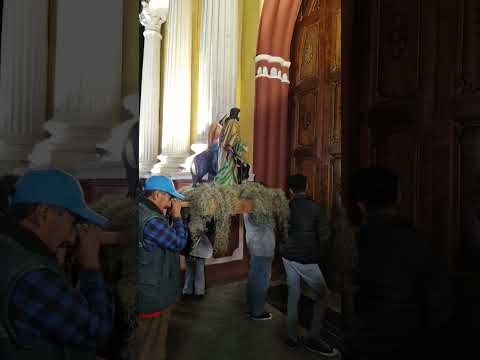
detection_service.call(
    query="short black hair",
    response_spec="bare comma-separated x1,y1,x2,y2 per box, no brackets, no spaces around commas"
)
351,168,399,212
286,174,307,193
143,190,157,198
10,203,69,222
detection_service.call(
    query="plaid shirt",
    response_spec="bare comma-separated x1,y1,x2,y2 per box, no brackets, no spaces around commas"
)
10,269,114,349
143,216,188,252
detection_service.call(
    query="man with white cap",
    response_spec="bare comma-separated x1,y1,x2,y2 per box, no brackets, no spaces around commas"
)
0,169,114,360
136,175,188,360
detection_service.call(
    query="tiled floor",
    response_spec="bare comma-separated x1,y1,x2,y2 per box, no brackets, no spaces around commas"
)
167,282,342,360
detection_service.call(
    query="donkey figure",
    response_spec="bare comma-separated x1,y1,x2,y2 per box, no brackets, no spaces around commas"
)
191,145,219,187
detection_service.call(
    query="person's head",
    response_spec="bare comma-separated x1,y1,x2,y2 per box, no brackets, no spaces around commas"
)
11,169,107,253
286,174,307,195
350,167,399,215
229,107,240,120
143,175,185,211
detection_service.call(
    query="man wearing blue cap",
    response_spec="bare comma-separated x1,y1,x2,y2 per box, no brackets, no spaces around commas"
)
136,175,188,360
0,169,114,360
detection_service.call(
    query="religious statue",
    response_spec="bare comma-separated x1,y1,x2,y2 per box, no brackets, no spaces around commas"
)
214,107,249,185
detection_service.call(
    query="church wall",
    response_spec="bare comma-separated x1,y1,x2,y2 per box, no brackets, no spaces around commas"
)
47,0,57,119
189,0,201,144
238,0,261,164
47,0,139,113
122,0,139,98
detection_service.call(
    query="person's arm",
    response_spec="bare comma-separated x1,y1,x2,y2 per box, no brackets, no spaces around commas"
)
143,216,188,252
11,224,114,348
10,268,114,348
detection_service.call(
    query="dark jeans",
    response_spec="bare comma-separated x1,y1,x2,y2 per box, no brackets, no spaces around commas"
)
247,255,273,317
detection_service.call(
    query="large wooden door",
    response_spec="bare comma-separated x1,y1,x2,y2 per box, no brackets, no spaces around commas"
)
343,0,480,353
289,0,341,210
345,0,480,271
289,0,342,289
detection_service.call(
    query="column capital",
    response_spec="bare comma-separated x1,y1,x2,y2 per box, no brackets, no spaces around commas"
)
139,0,169,33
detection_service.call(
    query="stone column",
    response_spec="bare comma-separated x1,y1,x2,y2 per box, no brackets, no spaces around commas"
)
194,0,239,148
139,0,169,178
155,0,193,177
29,0,124,178
0,0,49,174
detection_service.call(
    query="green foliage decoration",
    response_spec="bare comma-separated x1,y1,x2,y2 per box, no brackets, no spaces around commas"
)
91,194,136,231
90,194,136,300
181,182,289,256
88,183,290,260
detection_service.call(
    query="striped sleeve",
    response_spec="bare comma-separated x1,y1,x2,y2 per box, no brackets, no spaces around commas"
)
10,269,114,348
143,217,188,252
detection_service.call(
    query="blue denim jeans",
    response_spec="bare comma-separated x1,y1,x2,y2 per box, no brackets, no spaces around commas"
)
282,258,329,341
183,256,205,295
247,256,273,317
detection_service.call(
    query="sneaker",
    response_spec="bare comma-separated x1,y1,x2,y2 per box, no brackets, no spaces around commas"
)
286,337,299,350
250,312,272,321
303,338,338,357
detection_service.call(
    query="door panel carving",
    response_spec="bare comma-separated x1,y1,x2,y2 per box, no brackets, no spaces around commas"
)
295,90,318,147
298,22,321,83
377,0,421,98
456,0,480,95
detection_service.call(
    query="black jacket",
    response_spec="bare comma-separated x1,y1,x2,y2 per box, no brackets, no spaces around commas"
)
350,213,454,359
279,195,331,264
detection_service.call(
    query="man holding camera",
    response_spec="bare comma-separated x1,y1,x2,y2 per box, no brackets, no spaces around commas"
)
136,176,188,360
0,169,114,360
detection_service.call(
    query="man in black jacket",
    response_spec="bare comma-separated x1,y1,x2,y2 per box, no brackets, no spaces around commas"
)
348,168,454,360
280,174,338,356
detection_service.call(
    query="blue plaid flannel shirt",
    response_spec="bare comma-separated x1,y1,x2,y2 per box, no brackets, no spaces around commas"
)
142,216,188,252
10,269,114,348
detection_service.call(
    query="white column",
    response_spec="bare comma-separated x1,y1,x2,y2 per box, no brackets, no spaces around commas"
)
29,0,124,178
195,0,239,147
0,0,49,174
139,0,169,178
154,0,193,177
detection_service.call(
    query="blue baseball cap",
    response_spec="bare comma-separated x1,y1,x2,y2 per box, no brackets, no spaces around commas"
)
13,169,108,226
144,176,185,200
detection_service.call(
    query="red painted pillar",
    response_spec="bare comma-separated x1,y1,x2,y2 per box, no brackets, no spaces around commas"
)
253,0,301,190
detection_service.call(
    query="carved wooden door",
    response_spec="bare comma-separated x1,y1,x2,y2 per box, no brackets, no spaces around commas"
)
344,1,480,352
289,0,342,292
346,0,480,271
289,0,341,212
